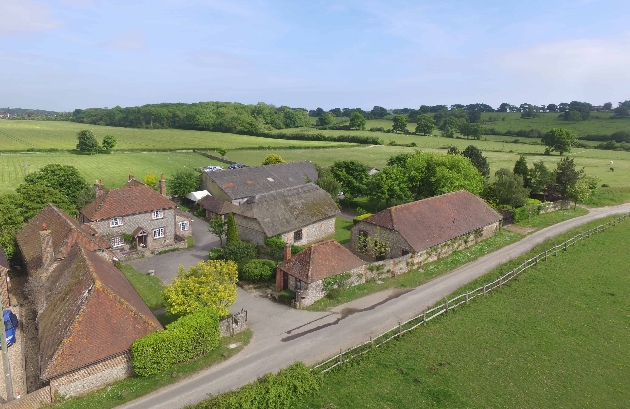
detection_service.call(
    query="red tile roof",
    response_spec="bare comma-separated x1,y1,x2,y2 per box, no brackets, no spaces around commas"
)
38,243,162,380
359,190,501,252
80,179,176,221
278,240,365,283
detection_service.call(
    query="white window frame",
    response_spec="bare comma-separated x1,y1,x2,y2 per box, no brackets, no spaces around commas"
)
152,210,164,220
179,221,190,231
111,236,125,248
153,227,165,239
110,217,123,227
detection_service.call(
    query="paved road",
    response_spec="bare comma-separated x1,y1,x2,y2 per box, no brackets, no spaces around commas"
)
118,203,630,409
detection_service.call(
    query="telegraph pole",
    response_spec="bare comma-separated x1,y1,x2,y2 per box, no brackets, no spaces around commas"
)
0,292,13,402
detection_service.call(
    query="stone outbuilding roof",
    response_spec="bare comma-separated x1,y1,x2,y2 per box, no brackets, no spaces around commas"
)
198,195,237,215
204,161,319,200
277,240,365,283
80,179,176,221
38,242,162,380
358,190,502,252
17,204,111,274
232,183,340,237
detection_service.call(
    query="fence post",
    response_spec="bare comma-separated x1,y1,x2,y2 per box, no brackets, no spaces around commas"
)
555,245,557,256
339,349,343,364
483,284,487,295
545,249,547,261
398,321,402,339
445,298,449,313
564,241,567,251
499,275,503,288
423,311,427,325
466,290,469,305
370,336,373,349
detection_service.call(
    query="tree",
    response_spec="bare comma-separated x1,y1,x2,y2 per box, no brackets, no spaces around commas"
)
226,213,239,245
101,135,116,153
529,161,554,199
491,168,530,208
566,110,582,123
554,156,582,199
208,216,227,245
542,128,576,155
16,183,77,221
613,100,630,117
330,160,370,199
163,260,238,317
370,106,388,119
414,115,436,135
497,103,510,112
567,174,598,209
446,146,460,155
459,122,483,140
316,112,334,127
391,115,407,133
546,104,558,113
602,102,613,111
349,112,366,130
0,194,24,260
315,166,342,202
23,164,91,208
386,153,413,167
440,117,459,138
462,145,490,178
513,155,531,188
262,154,285,165
216,148,228,157
367,166,413,209
76,129,99,154
143,173,158,190
467,109,482,123
168,168,199,196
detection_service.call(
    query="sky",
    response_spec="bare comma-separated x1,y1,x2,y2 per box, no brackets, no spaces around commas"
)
1,0,630,112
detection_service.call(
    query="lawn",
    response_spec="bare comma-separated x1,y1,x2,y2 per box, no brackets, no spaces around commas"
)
299,216,630,409
514,206,589,229
119,264,166,310
334,217,353,244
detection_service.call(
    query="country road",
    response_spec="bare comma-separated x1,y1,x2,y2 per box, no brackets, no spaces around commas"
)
118,203,630,409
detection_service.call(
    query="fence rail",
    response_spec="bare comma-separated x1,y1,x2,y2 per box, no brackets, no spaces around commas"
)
312,213,629,374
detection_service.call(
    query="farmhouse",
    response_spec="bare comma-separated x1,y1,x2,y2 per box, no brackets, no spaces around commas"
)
351,190,502,260
200,161,318,203
79,175,191,253
276,240,365,306
230,183,339,245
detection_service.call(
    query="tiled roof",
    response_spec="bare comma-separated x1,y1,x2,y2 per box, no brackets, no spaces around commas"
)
278,240,365,283
0,247,9,270
38,243,162,380
359,190,502,252
17,204,111,274
233,183,340,237
204,161,319,200
80,179,176,221
198,195,236,215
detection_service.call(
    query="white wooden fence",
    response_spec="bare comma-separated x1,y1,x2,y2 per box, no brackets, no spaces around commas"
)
312,213,629,374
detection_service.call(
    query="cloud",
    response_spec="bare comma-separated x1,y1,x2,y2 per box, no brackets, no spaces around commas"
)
187,49,250,68
0,0,62,36
100,30,148,53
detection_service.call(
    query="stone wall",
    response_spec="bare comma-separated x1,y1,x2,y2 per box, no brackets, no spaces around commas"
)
349,221,412,259
218,310,248,337
0,266,9,308
1,387,51,409
281,217,336,246
48,352,134,399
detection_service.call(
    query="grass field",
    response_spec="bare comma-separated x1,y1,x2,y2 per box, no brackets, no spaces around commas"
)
299,216,630,408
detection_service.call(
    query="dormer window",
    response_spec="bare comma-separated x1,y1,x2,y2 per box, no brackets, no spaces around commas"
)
152,210,164,219
110,217,123,227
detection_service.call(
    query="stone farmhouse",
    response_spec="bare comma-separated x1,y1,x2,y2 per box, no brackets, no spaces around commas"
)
17,206,162,398
79,175,192,254
351,190,502,260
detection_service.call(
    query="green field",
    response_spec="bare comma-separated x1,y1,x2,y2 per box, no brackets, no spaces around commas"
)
299,216,630,409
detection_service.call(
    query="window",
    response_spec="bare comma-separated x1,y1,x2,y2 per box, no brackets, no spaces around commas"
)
401,248,410,256
293,229,303,242
152,210,164,219
179,221,190,231
153,227,165,239
295,278,305,291
110,217,123,227
111,236,125,248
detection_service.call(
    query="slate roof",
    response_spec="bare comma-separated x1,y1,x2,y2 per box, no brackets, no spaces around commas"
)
80,179,176,221
358,190,502,252
17,204,111,274
198,195,236,215
278,240,365,283
0,247,9,270
38,242,162,380
233,183,340,237
204,161,319,200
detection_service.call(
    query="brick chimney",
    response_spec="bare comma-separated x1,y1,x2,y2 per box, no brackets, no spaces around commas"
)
283,243,292,261
159,174,166,196
94,179,104,198
40,223,54,267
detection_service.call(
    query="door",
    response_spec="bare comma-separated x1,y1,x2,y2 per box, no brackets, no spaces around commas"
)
283,272,289,290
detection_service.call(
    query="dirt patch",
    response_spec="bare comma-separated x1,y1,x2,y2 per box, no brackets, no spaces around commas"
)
505,225,537,235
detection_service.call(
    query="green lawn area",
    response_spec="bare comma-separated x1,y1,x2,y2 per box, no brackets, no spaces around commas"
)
334,217,353,244
299,216,630,409
119,264,166,310
515,206,589,229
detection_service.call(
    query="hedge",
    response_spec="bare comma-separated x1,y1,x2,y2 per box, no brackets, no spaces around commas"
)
353,213,373,224
241,259,277,282
132,308,220,377
194,362,320,409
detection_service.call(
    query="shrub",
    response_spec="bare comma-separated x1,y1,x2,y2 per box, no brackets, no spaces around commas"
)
209,247,224,260
241,259,276,282
264,235,286,261
353,213,373,224
526,198,542,205
223,240,258,269
291,244,306,255
513,204,538,223
132,308,220,377
278,289,296,305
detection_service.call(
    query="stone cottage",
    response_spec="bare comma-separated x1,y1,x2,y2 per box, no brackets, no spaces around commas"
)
350,190,502,260
79,175,191,253
276,240,365,307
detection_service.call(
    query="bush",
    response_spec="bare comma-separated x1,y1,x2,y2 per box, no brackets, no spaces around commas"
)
291,244,306,255
526,198,542,205
132,308,220,377
241,259,276,282
513,204,538,223
264,235,286,261
278,289,296,305
196,362,319,409
353,213,373,224
209,247,224,260
223,240,258,269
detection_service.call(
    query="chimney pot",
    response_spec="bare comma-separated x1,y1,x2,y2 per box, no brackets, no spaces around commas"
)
159,174,167,196
42,223,48,231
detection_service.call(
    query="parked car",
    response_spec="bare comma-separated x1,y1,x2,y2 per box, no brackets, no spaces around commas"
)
228,163,244,169
2,310,18,348
203,165,223,172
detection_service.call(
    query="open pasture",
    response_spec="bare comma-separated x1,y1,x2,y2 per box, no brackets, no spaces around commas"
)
299,217,630,409
0,120,352,151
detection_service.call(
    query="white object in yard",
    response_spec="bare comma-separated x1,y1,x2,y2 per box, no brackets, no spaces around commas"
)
228,342,242,349
186,190,210,201
148,270,155,276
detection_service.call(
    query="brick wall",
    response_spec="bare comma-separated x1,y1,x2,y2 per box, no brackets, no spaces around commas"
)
0,266,9,308
1,387,51,409
49,352,134,399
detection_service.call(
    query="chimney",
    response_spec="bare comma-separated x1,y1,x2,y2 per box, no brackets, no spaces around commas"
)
129,174,134,182
40,224,54,267
159,174,166,196
94,179,104,198
283,243,292,261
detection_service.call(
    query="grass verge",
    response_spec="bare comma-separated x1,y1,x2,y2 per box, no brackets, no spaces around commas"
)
585,186,630,207
49,329,253,409
515,206,588,229
119,264,166,310
334,217,353,244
